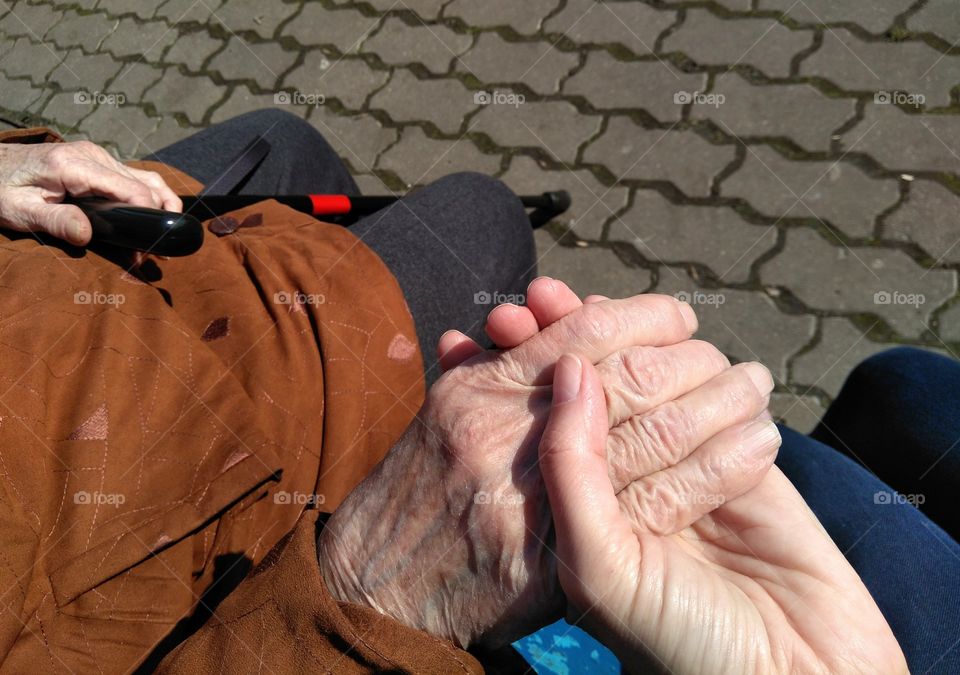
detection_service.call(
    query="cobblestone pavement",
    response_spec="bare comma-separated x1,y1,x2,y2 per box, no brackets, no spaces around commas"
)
2,0,959,432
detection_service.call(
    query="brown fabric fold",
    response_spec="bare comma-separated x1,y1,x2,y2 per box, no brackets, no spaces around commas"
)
0,126,467,673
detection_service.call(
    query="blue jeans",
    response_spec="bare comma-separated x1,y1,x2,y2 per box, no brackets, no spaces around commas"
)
777,347,960,674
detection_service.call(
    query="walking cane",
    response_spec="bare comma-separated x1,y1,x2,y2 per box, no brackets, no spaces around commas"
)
74,189,571,258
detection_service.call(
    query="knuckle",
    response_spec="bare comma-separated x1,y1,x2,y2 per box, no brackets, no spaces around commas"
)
620,346,673,401
576,303,618,349
636,401,691,467
624,479,681,535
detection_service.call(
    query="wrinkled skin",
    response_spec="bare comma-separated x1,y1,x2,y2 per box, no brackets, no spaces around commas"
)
540,354,908,675
319,294,780,647
0,140,180,245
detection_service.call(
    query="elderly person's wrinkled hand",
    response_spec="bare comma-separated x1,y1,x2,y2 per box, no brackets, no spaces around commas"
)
0,140,181,245
318,293,779,648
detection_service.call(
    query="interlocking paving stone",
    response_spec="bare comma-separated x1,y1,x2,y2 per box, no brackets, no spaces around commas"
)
445,0,560,34
352,173,391,194
691,74,855,152
333,0,447,21
761,228,957,338
39,91,95,129
0,37,65,81
100,17,178,60
791,317,896,397
208,83,312,124
369,69,476,133
662,10,813,78
162,28,224,71
499,154,629,240
283,4,380,54
583,117,735,196
145,67,226,124
286,53,389,110
472,99,601,164
768,392,826,434
655,275,817,383
885,180,960,264
609,189,778,282
757,0,913,34
47,10,119,52
908,0,960,46
362,16,472,74
457,32,579,95
0,2,62,39
97,0,168,21
0,74,50,115
111,62,167,103
49,49,124,96
154,0,224,24
78,102,162,157
309,107,398,173
801,29,960,107
709,0,752,9
841,104,960,175
940,303,960,343
139,116,194,154
207,37,296,89
564,51,705,122
377,126,500,186
534,230,654,299
721,145,900,238
214,0,299,39
543,0,675,54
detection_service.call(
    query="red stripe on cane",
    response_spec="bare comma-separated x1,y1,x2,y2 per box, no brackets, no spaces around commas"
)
309,195,352,215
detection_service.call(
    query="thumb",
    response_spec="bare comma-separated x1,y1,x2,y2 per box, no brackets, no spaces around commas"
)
15,201,91,245
539,355,627,581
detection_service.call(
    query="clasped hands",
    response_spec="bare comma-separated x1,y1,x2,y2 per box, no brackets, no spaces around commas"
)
319,279,906,674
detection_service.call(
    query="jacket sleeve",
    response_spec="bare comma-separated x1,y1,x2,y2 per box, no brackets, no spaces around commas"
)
157,510,484,674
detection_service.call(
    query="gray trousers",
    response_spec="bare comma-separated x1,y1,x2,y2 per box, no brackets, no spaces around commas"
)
145,109,537,385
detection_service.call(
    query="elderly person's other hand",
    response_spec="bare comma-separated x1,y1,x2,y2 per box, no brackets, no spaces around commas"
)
540,353,907,674
318,294,779,648
0,140,181,245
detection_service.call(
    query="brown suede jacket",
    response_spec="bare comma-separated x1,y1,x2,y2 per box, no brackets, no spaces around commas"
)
0,127,482,673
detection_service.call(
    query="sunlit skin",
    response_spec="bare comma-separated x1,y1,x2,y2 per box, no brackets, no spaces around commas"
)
319,291,779,648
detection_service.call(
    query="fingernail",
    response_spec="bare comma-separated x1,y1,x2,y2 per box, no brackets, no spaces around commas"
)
527,276,553,292
554,355,582,404
743,362,774,396
741,419,781,456
678,301,697,332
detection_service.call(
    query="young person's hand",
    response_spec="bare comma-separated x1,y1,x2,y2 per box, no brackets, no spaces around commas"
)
0,140,181,245
539,353,907,675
